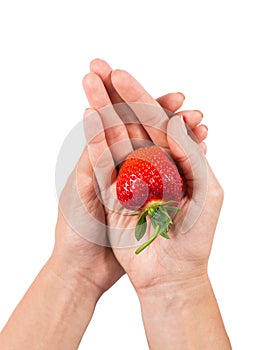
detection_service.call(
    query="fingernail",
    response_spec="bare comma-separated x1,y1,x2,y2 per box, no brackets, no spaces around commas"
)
178,92,185,100
194,110,204,118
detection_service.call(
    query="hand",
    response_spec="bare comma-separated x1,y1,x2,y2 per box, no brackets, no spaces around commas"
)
82,59,211,292
83,61,231,350
0,146,124,350
52,58,202,296
53,130,124,296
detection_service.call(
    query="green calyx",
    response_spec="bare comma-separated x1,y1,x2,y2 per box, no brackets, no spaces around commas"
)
131,200,180,255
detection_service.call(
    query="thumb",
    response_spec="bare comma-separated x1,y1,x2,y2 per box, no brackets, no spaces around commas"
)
167,116,208,233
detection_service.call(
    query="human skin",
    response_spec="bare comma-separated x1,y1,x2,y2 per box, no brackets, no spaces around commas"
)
0,61,206,349
83,59,232,349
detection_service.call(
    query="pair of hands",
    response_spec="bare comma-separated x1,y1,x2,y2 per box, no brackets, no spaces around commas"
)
53,59,224,300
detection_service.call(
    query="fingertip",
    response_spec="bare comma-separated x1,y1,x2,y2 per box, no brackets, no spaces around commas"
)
83,107,97,118
111,69,131,86
82,72,100,89
90,57,106,69
90,58,112,76
192,124,208,142
177,92,186,101
90,58,100,70
193,110,204,119
167,91,185,112
179,110,204,128
82,73,89,88
200,124,208,138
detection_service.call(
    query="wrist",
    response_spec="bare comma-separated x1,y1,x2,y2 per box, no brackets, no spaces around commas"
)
0,255,102,349
52,219,108,298
137,272,210,310
136,263,209,300
136,274,231,350
47,253,103,303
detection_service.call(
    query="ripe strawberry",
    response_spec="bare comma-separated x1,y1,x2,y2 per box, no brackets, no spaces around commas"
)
116,146,183,254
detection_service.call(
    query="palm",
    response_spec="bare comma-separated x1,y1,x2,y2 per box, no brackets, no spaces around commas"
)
103,167,213,291
55,148,124,291
83,59,209,290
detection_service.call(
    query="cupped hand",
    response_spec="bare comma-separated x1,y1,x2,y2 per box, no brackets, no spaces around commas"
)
82,59,217,294
53,130,124,296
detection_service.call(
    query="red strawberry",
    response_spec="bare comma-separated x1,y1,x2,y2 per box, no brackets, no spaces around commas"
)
116,146,183,254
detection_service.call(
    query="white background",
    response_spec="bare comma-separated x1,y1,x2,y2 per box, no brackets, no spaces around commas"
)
0,0,262,349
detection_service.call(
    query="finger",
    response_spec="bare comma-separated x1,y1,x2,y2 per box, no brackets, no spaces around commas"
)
176,110,203,129
156,92,185,116
111,69,169,147
90,61,199,148
58,129,108,246
83,72,110,108
167,117,208,233
77,145,93,176
76,148,102,219
167,116,196,180
83,73,133,163
90,58,149,141
90,58,123,104
169,116,208,153
84,108,116,193
84,108,126,218
167,116,207,191
192,124,208,143
90,59,184,117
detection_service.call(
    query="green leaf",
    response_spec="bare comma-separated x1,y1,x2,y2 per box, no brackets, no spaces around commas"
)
160,231,170,239
158,206,173,224
150,207,173,241
150,210,161,229
135,212,147,241
151,210,163,228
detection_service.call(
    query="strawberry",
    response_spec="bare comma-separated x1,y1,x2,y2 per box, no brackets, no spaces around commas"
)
116,146,183,254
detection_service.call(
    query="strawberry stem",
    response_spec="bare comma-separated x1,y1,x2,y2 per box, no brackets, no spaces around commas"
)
132,201,180,254
135,225,160,255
